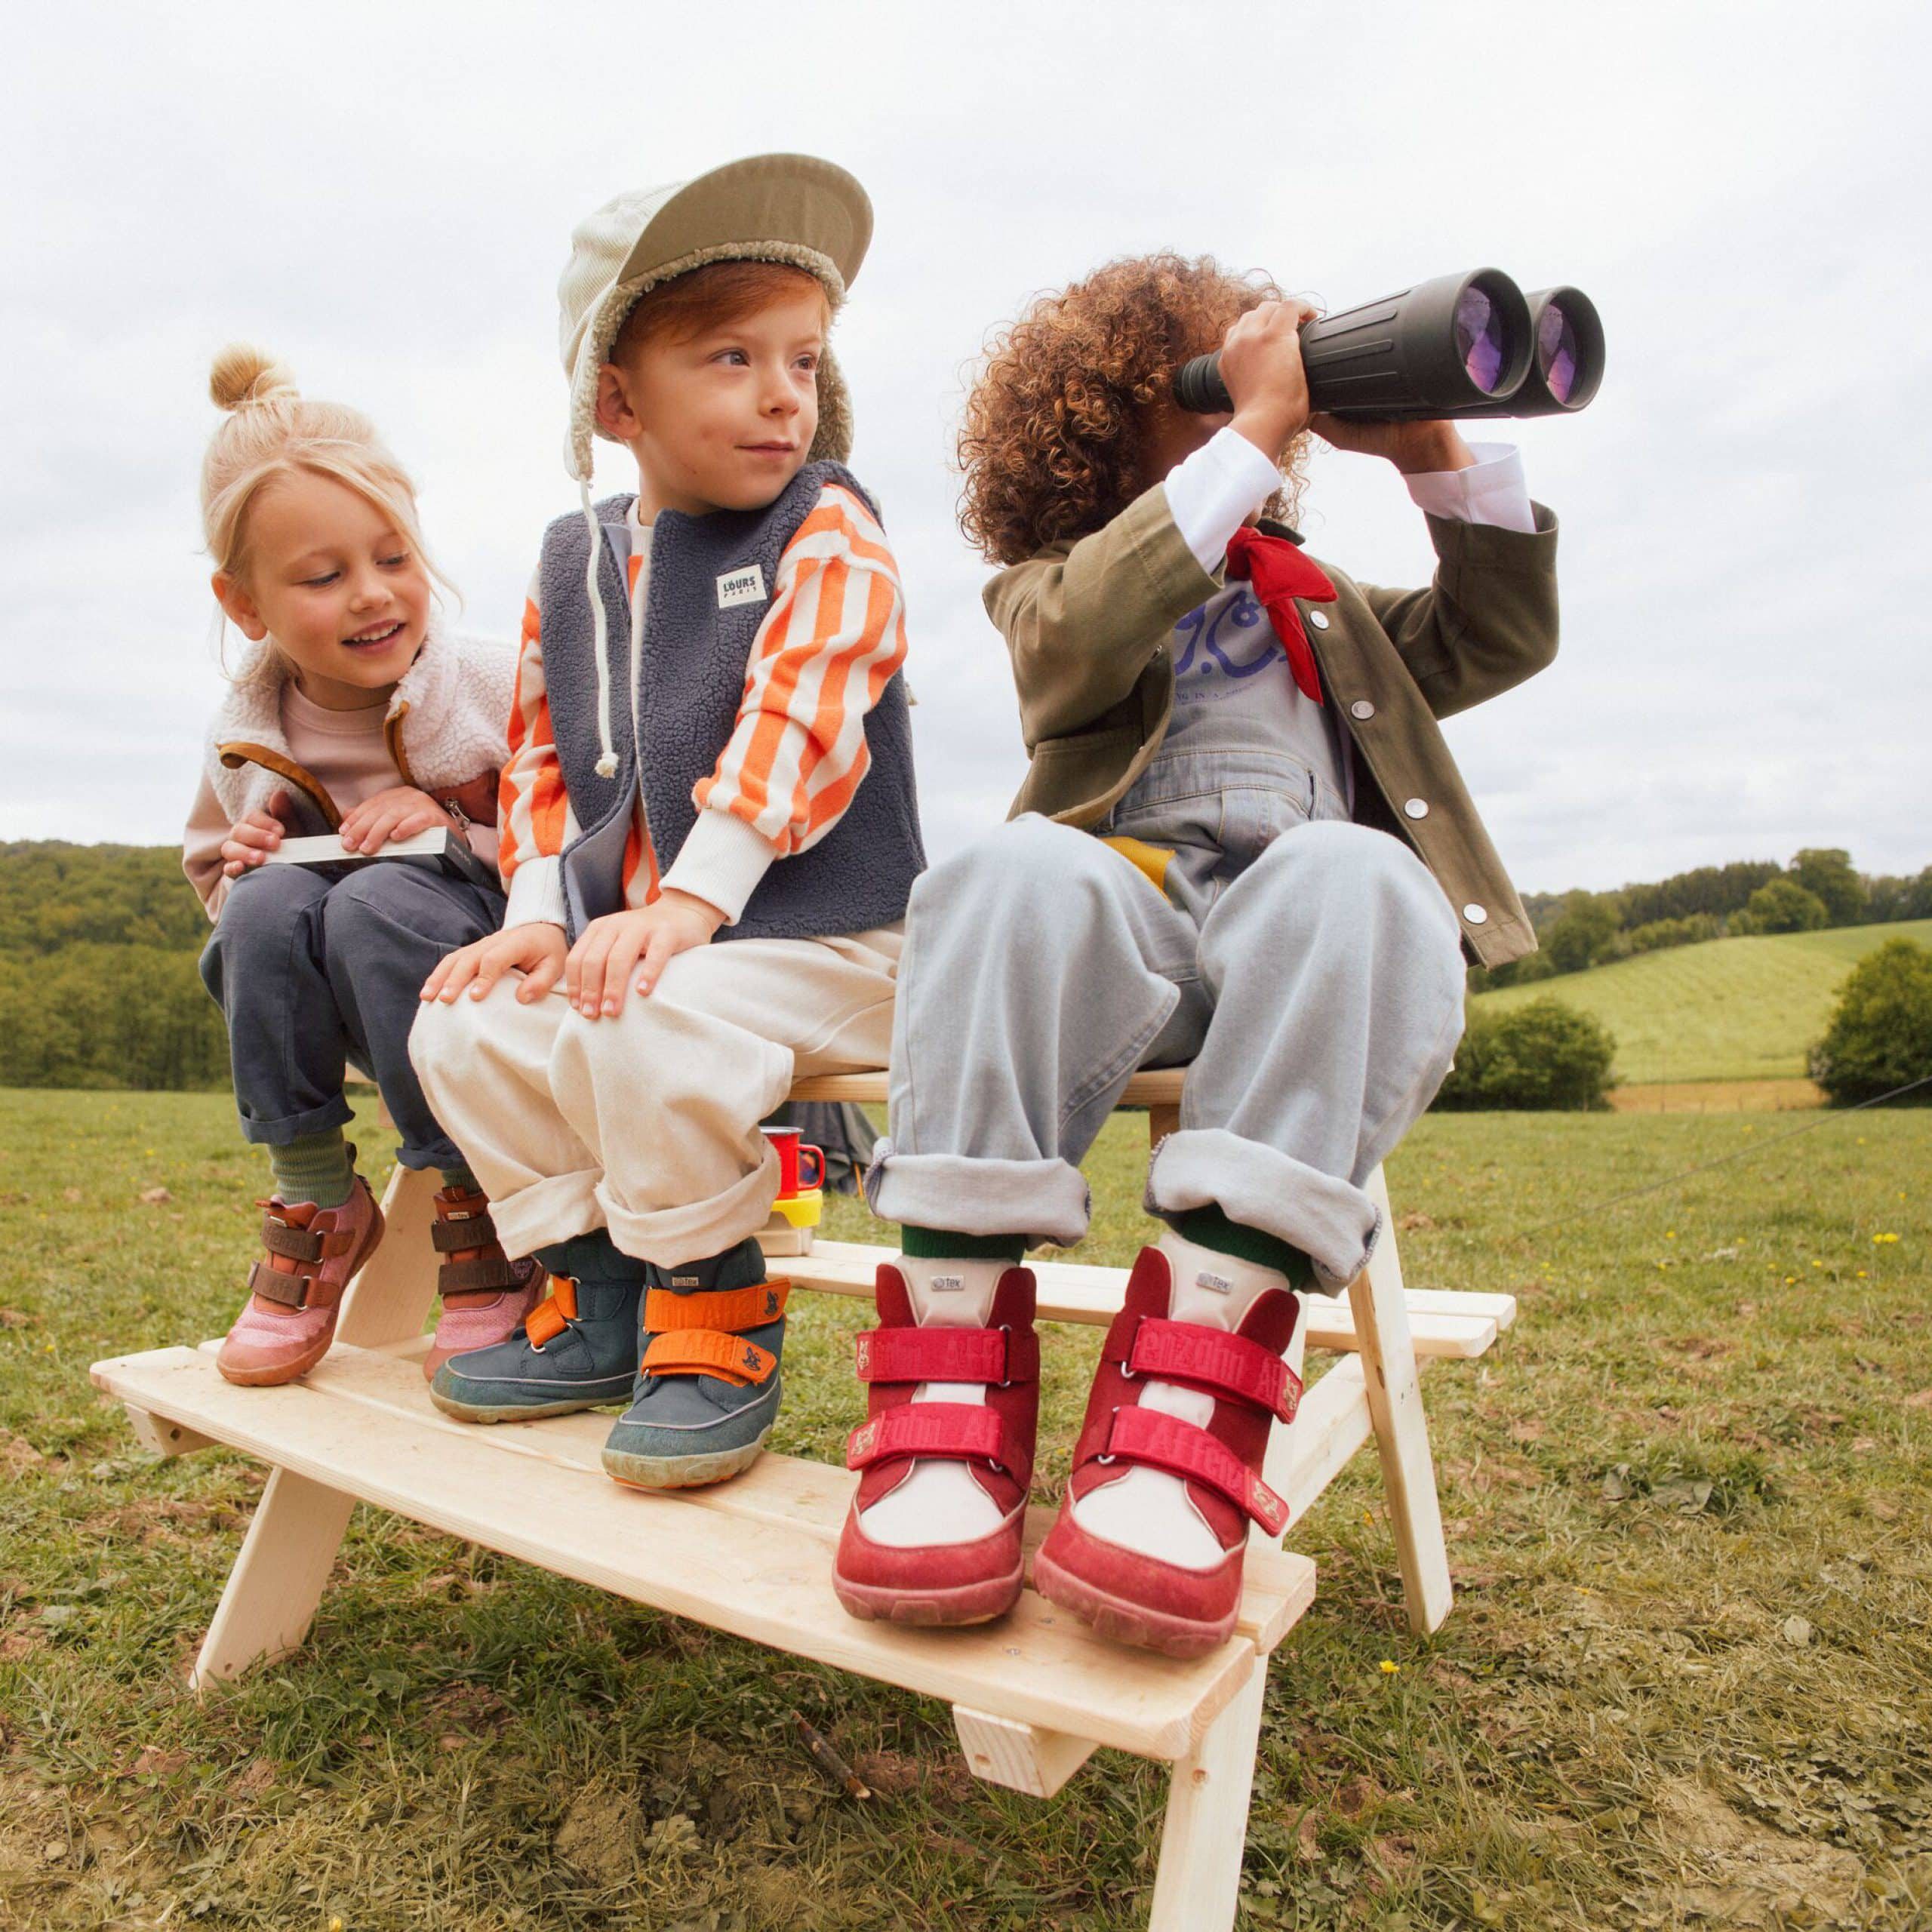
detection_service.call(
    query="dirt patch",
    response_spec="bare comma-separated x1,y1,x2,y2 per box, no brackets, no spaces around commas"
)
1653,1777,1863,1925
1610,1078,1823,1114
0,1429,48,1476
552,1777,645,1887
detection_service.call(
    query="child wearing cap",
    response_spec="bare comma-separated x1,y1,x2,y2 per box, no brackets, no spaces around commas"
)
411,155,921,1491
835,255,1559,1655
186,346,542,1390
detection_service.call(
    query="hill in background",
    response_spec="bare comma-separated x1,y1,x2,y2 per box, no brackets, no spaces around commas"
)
1473,918,1932,1085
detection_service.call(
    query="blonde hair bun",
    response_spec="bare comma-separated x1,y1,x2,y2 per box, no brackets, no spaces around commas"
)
208,344,298,413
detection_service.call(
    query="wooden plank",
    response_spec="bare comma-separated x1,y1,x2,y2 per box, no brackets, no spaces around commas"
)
335,1162,441,1349
89,1343,1306,1761
126,1405,217,1459
786,1241,1499,1358
786,1069,1188,1109
1353,1177,1454,1635
174,1338,1312,1657
1147,1649,1271,1932
1279,1358,1373,1527
192,1467,357,1688
952,1706,1098,1798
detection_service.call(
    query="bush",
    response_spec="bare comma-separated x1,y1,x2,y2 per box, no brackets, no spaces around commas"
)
1435,997,1618,1111
1544,891,1622,974
1809,937,1932,1106
1744,877,1828,934
1788,847,1866,926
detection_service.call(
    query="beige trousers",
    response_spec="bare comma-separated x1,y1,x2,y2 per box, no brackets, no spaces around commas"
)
409,925,900,1265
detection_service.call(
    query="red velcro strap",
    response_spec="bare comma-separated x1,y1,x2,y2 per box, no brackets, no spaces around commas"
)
854,1324,1038,1387
1094,1405,1289,1537
1109,1316,1301,1423
845,1402,1032,1490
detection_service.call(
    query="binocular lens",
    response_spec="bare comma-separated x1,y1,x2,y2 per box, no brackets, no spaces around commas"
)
1537,300,1581,404
1454,285,1510,395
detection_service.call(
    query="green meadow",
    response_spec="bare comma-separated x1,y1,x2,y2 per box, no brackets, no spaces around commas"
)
2,1088,1928,1929
1474,919,1932,1088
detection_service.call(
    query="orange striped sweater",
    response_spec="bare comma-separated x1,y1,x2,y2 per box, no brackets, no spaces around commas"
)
497,480,909,931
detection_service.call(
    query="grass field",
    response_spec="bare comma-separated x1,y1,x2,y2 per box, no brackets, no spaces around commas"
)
1475,919,1932,1087
2,1088,1929,1930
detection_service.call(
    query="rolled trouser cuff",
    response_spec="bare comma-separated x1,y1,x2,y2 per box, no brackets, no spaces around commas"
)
484,1170,606,1260
1145,1127,1378,1294
864,1140,1091,1250
598,1144,780,1270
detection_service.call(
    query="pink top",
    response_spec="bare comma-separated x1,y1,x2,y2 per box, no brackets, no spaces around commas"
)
183,684,500,920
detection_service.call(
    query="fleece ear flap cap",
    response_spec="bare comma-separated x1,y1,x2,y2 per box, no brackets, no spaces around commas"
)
558,152,872,487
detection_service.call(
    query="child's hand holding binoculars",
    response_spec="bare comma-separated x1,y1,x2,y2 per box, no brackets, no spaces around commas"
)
1221,300,1476,478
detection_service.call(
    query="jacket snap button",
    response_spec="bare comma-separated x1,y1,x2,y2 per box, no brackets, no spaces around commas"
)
1350,700,1375,720
1463,903,1488,924
1404,798,1429,820
1308,610,1331,629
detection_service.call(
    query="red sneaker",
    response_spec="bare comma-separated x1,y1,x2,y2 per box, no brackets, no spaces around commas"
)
1032,1246,1301,1659
217,1171,386,1386
423,1184,545,1381
833,1262,1039,1627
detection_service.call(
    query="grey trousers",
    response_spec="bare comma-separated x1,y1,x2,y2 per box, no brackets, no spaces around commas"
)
200,860,504,1171
866,797,1466,1291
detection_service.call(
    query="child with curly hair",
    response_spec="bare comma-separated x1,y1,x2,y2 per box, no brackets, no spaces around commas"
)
835,254,1560,1654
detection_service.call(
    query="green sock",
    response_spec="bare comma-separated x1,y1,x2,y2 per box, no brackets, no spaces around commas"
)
438,1164,480,1195
268,1129,355,1209
900,1224,1026,1264
1174,1204,1315,1291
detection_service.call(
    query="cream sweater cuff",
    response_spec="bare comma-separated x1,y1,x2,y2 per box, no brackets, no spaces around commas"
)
660,809,778,925
502,854,568,931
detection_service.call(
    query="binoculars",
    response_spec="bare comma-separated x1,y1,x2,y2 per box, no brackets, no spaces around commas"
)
1171,268,1604,421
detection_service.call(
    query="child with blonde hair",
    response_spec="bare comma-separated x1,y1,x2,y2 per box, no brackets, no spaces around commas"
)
184,348,540,1387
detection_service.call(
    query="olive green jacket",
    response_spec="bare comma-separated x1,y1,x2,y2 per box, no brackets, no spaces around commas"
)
986,483,1561,966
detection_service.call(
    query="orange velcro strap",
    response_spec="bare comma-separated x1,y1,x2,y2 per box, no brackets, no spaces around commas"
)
643,1281,789,1334
524,1275,578,1348
641,1328,777,1386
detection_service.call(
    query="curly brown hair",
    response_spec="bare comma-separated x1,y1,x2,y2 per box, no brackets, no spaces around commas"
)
956,254,1310,566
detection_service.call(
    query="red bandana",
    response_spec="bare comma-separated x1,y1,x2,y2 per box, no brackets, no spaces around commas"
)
1224,525,1337,706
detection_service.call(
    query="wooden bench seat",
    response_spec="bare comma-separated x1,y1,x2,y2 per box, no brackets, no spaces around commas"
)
91,1065,1511,1930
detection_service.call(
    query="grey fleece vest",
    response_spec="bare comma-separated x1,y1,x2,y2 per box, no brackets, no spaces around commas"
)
536,461,925,944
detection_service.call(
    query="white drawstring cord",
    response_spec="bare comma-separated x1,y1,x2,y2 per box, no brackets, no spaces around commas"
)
580,478,619,779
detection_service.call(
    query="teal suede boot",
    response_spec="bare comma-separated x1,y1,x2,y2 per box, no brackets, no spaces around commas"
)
429,1231,644,1423
601,1238,787,1488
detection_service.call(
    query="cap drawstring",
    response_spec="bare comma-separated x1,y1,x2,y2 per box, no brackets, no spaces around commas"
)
580,478,620,779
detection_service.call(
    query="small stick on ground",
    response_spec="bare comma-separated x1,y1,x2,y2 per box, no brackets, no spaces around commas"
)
791,1709,871,1800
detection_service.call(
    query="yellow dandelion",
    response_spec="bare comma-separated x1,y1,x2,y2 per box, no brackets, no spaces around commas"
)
1379,1660,1401,1675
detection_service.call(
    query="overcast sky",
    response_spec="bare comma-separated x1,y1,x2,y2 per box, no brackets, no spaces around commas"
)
3,0,1927,894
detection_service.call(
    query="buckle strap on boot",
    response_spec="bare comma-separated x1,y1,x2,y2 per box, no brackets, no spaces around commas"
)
643,1281,789,1334
260,1218,327,1263
525,1275,578,1349
439,1255,525,1295
641,1327,777,1386
854,1324,1038,1388
432,1211,500,1254
247,1258,316,1309
845,1402,1034,1491
1103,1312,1302,1423
1078,1405,1289,1536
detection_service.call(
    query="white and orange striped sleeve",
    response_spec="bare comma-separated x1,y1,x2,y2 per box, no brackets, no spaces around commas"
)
660,482,910,924
497,571,580,930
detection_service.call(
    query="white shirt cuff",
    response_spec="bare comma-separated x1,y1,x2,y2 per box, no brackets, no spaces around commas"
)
660,809,777,925
1162,426,1284,571
502,853,568,931
1404,441,1536,534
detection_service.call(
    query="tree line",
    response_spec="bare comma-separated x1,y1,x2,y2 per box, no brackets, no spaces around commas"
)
1478,848,1932,992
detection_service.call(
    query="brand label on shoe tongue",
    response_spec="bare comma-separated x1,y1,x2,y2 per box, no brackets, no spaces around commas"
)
1195,1269,1232,1296
929,1273,964,1292
672,1274,702,1288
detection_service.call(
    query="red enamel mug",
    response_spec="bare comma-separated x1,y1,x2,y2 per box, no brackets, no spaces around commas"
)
762,1126,824,1198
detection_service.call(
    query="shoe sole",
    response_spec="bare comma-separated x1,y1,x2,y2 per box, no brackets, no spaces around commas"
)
217,1198,387,1389
1030,1546,1237,1660
832,1566,1023,1629
428,1386,631,1425
603,1427,772,1491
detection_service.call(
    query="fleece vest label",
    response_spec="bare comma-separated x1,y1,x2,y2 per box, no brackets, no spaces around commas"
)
716,564,767,610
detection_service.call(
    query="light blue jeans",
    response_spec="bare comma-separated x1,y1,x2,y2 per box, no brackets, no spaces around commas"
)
865,747,1466,1290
